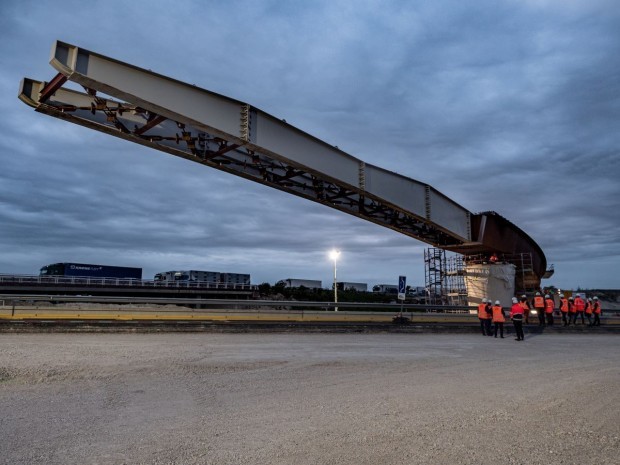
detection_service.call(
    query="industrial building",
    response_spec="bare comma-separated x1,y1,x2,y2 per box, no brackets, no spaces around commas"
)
278,279,323,289
154,270,250,285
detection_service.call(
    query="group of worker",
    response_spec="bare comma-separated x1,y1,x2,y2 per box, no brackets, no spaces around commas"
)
477,292,602,341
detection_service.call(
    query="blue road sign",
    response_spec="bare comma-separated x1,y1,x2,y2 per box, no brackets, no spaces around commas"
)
398,275,406,300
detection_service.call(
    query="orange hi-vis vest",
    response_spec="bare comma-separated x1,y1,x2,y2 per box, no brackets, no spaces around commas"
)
593,302,601,315
585,302,593,315
574,297,585,312
478,303,490,319
520,301,529,311
492,305,505,323
534,296,545,309
545,298,554,314
568,300,576,313
560,298,569,313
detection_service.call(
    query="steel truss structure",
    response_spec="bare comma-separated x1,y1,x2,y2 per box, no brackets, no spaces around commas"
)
19,41,547,286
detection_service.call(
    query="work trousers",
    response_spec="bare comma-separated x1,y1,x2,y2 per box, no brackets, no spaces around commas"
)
512,318,524,340
592,314,601,326
479,318,487,336
546,312,554,326
561,312,568,326
536,309,545,326
568,312,577,325
585,313,592,325
576,311,585,324
494,322,504,338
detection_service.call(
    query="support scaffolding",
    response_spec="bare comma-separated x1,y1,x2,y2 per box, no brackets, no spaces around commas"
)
424,248,468,306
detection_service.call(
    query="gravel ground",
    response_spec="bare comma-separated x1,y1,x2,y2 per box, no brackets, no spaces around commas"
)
0,332,618,465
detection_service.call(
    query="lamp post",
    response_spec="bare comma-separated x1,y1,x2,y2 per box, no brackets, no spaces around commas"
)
329,250,340,311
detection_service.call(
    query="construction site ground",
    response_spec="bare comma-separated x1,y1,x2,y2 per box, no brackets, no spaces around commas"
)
1,332,618,465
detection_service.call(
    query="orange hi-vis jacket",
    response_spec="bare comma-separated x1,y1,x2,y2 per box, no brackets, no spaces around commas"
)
534,296,545,309
520,301,530,312
585,301,593,315
593,301,601,315
492,305,505,323
560,298,569,313
545,298,554,314
574,297,585,312
568,300,577,313
478,303,491,319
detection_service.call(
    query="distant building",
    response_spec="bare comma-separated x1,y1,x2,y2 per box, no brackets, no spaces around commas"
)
154,270,250,285
372,284,398,294
336,282,368,292
278,278,322,289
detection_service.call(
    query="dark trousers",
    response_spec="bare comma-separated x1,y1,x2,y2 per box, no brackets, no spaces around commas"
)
546,312,554,326
562,312,568,325
586,313,592,325
536,309,545,326
479,318,487,335
494,322,504,338
568,312,577,325
593,314,601,326
513,319,524,340
576,312,585,324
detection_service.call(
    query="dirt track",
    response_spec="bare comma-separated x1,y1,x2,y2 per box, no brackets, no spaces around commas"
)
0,333,618,464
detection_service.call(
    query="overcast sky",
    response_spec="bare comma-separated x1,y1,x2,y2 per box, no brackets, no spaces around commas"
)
1,0,618,290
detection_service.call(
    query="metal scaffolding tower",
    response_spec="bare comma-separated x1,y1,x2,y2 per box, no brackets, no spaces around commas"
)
424,248,468,306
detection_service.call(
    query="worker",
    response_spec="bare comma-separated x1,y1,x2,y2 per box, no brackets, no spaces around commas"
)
544,294,555,326
574,294,586,325
591,296,601,326
559,294,570,326
533,291,546,326
567,296,576,325
478,298,492,336
519,294,531,324
510,297,525,341
485,297,493,335
492,300,505,338
585,298,593,326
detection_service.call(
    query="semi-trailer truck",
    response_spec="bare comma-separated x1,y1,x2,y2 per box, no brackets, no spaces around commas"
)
39,262,142,279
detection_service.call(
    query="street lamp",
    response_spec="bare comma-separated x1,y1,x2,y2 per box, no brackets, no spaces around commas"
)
329,249,340,311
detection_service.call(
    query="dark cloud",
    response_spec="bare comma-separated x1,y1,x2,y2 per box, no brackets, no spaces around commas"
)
0,0,618,289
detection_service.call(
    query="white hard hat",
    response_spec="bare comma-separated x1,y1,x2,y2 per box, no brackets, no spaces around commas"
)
593,296,598,300
512,297,518,304
521,294,526,298
495,300,500,305
560,294,565,298
545,295,551,298
482,298,487,303
536,292,541,296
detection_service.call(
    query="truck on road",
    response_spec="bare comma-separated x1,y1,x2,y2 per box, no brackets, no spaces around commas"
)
39,262,142,279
